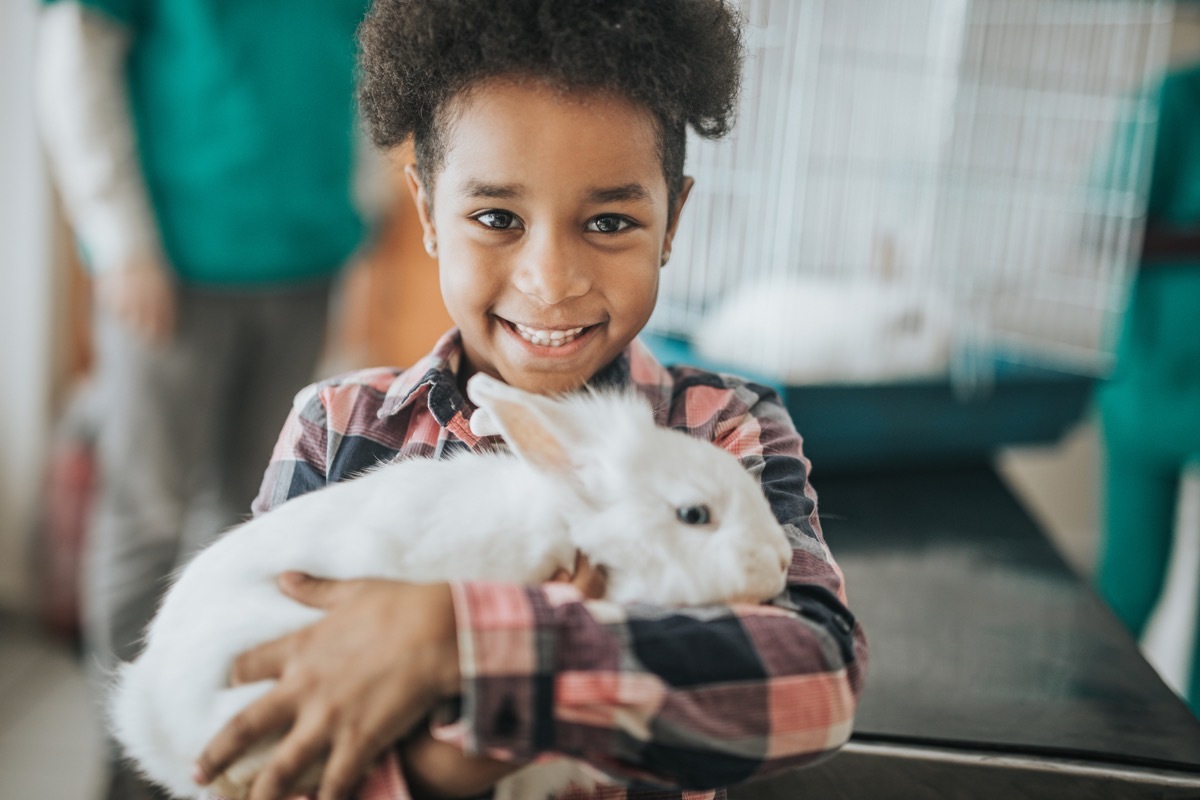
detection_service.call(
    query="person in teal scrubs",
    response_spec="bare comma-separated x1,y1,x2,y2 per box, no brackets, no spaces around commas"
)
1097,61,1200,714
34,1,376,797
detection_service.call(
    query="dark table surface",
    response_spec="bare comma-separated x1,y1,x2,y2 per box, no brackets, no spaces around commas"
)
732,463,1200,798
816,463,1200,770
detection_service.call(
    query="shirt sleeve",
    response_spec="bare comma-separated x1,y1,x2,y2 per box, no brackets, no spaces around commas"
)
250,382,331,517
35,0,164,274
42,0,141,24
443,382,868,791
1145,68,1196,225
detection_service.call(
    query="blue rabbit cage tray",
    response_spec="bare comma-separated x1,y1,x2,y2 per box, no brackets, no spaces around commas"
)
641,332,1094,474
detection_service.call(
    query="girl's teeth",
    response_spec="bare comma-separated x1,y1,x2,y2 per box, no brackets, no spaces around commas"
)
514,323,586,347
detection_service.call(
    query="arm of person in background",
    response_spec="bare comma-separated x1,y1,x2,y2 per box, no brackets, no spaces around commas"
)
34,0,175,343
196,378,867,800
1137,66,1200,267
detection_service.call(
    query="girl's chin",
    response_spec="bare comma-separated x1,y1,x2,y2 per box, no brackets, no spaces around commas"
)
495,342,614,392
500,372,592,395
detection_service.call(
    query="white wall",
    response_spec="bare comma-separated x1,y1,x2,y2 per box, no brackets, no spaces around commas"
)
0,1,56,610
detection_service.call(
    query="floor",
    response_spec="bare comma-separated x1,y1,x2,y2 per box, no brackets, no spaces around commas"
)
0,615,106,799
2,419,1197,799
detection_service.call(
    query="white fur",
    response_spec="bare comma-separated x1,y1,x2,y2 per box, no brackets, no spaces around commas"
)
109,373,793,799
695,275,955,384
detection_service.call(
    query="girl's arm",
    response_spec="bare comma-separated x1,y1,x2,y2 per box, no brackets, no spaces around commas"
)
440,379,867,789
400,732,521,800
229,373,865,795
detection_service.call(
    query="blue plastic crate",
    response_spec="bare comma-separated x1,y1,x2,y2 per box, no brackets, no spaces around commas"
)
642,332,1093,473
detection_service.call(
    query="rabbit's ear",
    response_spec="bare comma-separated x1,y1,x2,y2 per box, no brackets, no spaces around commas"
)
466,373,583,474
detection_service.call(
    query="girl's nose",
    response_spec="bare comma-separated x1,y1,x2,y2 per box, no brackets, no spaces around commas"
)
514,231,591,305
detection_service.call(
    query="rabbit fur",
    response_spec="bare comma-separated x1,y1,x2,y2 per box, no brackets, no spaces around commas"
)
695,275,955,384
109,372,794,799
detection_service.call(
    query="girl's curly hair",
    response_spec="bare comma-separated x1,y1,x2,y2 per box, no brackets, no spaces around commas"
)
357,0,744,206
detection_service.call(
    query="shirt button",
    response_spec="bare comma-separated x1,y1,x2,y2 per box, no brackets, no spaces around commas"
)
494,695,519,737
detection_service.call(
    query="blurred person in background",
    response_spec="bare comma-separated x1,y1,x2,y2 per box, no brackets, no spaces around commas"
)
1097,60,1200,716
34,1,380,797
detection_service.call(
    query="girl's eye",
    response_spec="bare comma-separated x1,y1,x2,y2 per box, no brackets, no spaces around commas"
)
586,215,632,234
473,210,521,230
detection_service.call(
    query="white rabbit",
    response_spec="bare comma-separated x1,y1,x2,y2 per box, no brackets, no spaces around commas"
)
694,275,956,384
109,372,794,800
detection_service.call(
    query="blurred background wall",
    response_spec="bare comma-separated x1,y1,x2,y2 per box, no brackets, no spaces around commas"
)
0,1,57,610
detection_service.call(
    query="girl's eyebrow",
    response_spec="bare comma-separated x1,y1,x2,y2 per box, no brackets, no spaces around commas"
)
588,183,652,204
457,180,652,204
461,180,521,199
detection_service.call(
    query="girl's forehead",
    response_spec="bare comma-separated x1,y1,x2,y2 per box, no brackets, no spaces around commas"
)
453,79,658,143
438,79,666,195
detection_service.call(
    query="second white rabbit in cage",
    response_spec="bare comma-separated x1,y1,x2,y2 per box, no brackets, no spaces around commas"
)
695,275,956,384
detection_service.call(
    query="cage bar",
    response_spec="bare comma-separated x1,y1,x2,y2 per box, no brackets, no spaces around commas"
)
652,0,1174,386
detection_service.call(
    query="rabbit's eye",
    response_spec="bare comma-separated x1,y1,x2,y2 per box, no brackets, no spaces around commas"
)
676,505,711,526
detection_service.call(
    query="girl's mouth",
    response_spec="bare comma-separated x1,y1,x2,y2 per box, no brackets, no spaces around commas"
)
512,322,588,347
503,319,600,350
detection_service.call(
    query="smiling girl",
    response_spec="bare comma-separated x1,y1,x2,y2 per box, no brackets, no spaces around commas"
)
191,2,867,799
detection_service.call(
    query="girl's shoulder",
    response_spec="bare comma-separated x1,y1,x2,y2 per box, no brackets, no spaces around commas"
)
659,363,795,444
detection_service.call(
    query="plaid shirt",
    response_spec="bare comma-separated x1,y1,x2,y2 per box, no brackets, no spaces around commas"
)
253,329,868,800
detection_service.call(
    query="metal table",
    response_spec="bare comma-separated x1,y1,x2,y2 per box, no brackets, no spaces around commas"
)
734,464,1200,799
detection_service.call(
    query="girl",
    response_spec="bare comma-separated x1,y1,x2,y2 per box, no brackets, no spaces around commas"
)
193,2,867,798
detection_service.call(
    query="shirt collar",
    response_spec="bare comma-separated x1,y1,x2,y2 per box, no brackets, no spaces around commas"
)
376,328,467,425
376,328,677,427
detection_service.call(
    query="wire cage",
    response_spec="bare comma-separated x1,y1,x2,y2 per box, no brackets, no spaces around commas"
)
651,0,1175,393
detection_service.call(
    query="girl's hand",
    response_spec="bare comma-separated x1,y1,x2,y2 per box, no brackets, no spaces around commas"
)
401,731,522,800
193,572,459,800
549,550,608,600
396,552,604,800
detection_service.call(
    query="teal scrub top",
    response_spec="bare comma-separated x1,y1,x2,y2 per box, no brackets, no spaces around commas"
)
1102,63,1200,454
48,0,373,286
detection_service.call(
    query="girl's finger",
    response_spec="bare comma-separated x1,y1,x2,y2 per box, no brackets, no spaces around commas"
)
278,571,354,610
316,733,383,800
229,632,293,685
247,715,331,800
570,555,609,599
195,690,295,787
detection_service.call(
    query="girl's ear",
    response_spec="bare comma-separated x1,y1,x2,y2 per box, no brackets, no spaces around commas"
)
467,374,584,475
403,163,437,256
661,176,695,266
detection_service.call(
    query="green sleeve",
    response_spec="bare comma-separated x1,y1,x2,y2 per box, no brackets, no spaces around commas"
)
1146,66,1200,224
41,0,140,27
1089,65,1200,226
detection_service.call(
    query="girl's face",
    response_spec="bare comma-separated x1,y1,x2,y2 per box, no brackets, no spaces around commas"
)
405,79,691,395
